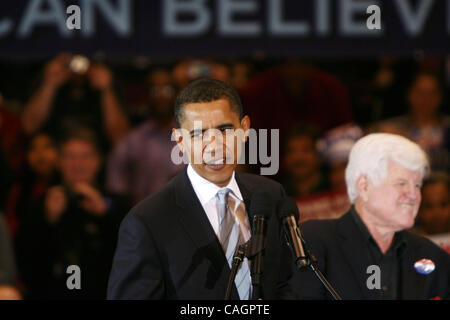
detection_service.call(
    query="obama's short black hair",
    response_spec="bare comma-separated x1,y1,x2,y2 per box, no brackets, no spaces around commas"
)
174,78,243,128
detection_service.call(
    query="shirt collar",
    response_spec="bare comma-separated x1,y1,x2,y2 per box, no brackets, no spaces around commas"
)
350,205,407,255
187,164,243,206
350,205,372,243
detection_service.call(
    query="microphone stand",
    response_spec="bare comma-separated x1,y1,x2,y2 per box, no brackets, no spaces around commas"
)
306,248,342,301
292,235,342,300
224,243,247,300
245,239,265,300
224,237,268,300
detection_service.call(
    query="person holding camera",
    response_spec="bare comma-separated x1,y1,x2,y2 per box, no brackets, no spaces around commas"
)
15,128,129,299
21,53,129,152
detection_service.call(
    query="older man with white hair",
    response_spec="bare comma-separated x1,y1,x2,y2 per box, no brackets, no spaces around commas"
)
293,133,450,300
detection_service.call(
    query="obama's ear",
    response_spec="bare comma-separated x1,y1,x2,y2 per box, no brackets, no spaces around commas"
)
240,115,251,142
172,128,185,153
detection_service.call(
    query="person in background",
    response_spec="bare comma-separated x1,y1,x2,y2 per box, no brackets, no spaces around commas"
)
365,56,414,122
414,173,450,236
5,132,59,236
240,58,353,138
21,53,130,152
317,124,364,192
0,96,25,173
281,124,328,198
0,95,25,212
0,213,21,300
172,59,231,89
15,128,129,299
0,147,15,214
373,72,450,172
284,124,362,223
106,68,184,204
230,60,254,91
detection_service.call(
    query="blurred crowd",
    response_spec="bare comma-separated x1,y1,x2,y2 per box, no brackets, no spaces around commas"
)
0,54,449,299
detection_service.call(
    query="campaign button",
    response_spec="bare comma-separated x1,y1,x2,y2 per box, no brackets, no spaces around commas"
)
414,259,435,275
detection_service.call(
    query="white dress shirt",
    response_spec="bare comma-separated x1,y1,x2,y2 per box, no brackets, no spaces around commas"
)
187,164,251,242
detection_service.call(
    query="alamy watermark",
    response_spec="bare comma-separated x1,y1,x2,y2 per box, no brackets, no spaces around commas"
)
366,265,381,290
63,3,382,32
366,5,381,30
66,265,81,290
171,121,279,176
66,5,81,30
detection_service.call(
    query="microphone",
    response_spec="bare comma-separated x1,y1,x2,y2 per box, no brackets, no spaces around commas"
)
276,197,343,300
247,191,273,292
277,197,308,269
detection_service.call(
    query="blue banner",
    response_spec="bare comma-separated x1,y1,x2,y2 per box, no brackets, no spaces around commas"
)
0,0,448,59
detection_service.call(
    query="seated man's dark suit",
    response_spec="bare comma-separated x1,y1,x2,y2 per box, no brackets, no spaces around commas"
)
107,168,294,299
293,207,450,300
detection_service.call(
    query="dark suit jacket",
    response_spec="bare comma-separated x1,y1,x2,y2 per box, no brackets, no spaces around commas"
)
107,168,294,299
293,210,450,300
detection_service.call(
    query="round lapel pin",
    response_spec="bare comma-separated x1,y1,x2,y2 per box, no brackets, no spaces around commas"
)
414,259,435,275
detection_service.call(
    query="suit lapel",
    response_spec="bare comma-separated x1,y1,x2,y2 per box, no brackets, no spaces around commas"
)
234,173,253,224
175,168,227,271
174,168,239,298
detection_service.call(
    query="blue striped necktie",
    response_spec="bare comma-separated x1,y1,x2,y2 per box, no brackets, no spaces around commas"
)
217,188,251,300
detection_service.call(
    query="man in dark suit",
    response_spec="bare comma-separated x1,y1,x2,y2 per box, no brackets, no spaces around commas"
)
294,133,450,300
107,78,294,299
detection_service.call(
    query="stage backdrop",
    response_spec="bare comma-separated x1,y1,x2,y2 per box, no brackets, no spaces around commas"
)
0,0,448,59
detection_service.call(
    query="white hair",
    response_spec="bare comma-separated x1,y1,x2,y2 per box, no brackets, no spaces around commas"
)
345,133,429,203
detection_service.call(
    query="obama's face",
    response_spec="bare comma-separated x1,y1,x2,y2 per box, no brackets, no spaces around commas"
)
173,99,250,187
